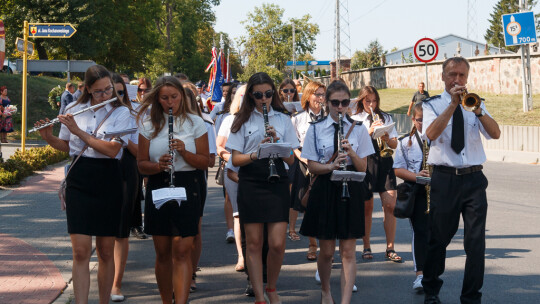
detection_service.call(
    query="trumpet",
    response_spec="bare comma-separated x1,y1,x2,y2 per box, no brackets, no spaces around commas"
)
461,91,482,112
370,106,394,158
337,112,350,202
262,103,280,183
168,108,175,187
29,97,118,133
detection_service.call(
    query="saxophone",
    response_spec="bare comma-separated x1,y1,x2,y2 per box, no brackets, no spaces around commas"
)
423,140,432,214
370,106,394,158
168,108,175,187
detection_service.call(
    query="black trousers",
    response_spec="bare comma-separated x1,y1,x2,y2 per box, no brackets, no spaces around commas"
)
409,187,428,272
422,169,488,304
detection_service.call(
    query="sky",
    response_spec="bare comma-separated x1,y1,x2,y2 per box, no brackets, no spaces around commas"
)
213,0,540,60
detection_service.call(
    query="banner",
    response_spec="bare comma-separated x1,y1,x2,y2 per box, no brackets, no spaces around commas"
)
0,20,5,67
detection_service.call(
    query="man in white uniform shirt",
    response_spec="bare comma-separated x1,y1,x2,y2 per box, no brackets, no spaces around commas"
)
421,57,500,304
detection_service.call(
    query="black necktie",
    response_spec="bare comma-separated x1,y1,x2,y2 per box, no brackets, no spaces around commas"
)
333,123,339,154
451,106,464,154
310,112,319,122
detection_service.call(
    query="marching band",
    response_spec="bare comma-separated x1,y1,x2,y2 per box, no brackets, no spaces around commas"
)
31,56,499,304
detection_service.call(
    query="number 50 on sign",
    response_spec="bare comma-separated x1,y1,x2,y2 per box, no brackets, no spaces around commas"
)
414,38,439,63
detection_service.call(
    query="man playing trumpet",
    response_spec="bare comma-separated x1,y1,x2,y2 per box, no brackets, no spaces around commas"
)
421,57,500,304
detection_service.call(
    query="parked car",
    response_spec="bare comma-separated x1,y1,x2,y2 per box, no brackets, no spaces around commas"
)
2,59,17,74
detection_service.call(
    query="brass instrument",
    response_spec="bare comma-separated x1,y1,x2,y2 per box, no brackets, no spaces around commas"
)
461,91,482,112
422,140,432,214
262,103,280,183
168,108,175,187
29,97,118,133
370,106,394,158
338,112,350,201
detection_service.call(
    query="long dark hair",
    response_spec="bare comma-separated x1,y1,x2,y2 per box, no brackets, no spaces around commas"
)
136,76,194,138
111,73,133,110
231,72,285,133
279,78,300,102
73,65,122,108
222,83,238,113
355,85,387,123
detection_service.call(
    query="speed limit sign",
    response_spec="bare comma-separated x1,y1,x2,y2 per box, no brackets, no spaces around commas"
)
414,38,439,63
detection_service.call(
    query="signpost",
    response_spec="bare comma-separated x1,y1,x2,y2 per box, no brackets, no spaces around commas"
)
502,9,537,112
19,21,76,152
414,38,439,92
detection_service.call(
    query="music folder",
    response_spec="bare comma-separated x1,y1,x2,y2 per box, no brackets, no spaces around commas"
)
372,123,395,139
257,143,292,159
152,187,187,210
330,170,366,182
416,176,431,185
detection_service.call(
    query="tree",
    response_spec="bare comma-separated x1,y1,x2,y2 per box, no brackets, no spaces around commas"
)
484,0,539,53
351,39,386,70
238,3,319,83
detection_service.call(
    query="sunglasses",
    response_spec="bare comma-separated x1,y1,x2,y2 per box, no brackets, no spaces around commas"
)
281,89,296,94
138,88,151,93
117,90,125,96
329,99,351,107
252,90,274,100
413,117,423,122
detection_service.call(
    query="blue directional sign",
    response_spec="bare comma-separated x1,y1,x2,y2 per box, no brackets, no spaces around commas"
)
502,12,537,46
28,23,77,38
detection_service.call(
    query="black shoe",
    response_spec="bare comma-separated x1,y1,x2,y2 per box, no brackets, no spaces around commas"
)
244,282,254,297
424,294,441,304
131,226,147,239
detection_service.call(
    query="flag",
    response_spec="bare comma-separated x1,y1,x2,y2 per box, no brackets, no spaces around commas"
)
209,50,224,102
0,20,5,67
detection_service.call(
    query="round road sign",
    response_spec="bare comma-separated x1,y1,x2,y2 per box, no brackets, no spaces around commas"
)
414,38,439,63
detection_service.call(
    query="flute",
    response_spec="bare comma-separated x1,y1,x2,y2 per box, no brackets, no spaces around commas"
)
29,97,118,133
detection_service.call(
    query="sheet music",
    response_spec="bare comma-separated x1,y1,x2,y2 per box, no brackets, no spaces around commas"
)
372,123,395,139
152,187,187,210
330,170,366,182
283,101,303,113
416,176,431,185
257,143,292,159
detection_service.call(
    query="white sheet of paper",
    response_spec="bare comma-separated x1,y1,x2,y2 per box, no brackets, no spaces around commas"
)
152,187,187,209
283,101,303,113
330,170,366,182
258,143,292,159
372,123,395,139
416,176,431,185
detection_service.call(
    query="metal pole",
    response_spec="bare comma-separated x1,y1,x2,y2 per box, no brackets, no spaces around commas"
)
21,21,28,152
292,23,296,79
425,63,429,92
336,0,341,78
67,60,70,81
519,0,533,112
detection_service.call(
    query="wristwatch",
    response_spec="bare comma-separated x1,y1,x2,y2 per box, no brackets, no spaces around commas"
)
475,109,485,117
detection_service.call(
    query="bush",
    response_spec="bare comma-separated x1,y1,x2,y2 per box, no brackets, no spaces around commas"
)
0,145,69,186
48,85,63,110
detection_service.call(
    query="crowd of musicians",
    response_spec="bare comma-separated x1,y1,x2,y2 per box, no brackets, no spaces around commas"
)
33,56,500,304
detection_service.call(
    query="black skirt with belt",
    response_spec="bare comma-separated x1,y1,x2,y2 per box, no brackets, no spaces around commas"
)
365,139,397,195
144,170,201,237
237,158,290,223
117,148,140,238
65,156,123,236
300,165,366,240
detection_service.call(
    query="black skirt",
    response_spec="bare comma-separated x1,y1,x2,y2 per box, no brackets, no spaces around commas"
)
300,166,366,240
365,139,397,195
237,158,290,223
144,170,201,237
289,156,309,212
65,157,123,236
117,148,140,238
195,169,207,217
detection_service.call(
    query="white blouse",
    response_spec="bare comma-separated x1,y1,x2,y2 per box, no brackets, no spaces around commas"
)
59,101,131,159
139,113,207,171
393,132,424,173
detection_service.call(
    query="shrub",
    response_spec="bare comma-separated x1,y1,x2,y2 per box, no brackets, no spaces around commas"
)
48,85,63,110
0,145,69,186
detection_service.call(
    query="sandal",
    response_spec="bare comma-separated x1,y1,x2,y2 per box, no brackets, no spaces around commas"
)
307,245,317,261
362,248,373,260
190,272,197,292
385,249,403,263
288,231,301,241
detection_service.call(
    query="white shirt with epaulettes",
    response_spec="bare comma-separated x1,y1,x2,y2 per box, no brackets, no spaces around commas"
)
393,131,424,174
291,109,324,147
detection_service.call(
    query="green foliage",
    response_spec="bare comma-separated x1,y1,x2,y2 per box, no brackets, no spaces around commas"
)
48,85,62,110
484,0,539,52
238,3,319,82
0,145,69,186
351,40,386,70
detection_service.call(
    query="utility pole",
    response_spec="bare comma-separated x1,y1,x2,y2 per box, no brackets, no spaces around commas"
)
519,0,533,111
335,0,340,79
292,22,296,79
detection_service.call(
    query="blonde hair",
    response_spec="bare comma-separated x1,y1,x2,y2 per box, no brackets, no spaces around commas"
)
300,81,325,111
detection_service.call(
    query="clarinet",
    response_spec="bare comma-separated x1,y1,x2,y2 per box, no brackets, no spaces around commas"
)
262,103,280,183
338,112,350,201
423,140,432,214
168,108,175,187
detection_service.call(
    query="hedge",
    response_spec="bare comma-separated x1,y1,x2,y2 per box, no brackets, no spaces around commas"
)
0,146,69,186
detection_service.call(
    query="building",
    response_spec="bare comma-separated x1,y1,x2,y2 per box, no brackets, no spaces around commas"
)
385,34,513,65
285,60,331,77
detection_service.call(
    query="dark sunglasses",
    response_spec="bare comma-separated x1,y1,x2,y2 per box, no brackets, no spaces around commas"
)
329,99,351,107
117,90,125,96
281,88,296,94
252,90,274,100
138,88,151,93
414,117,423,122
